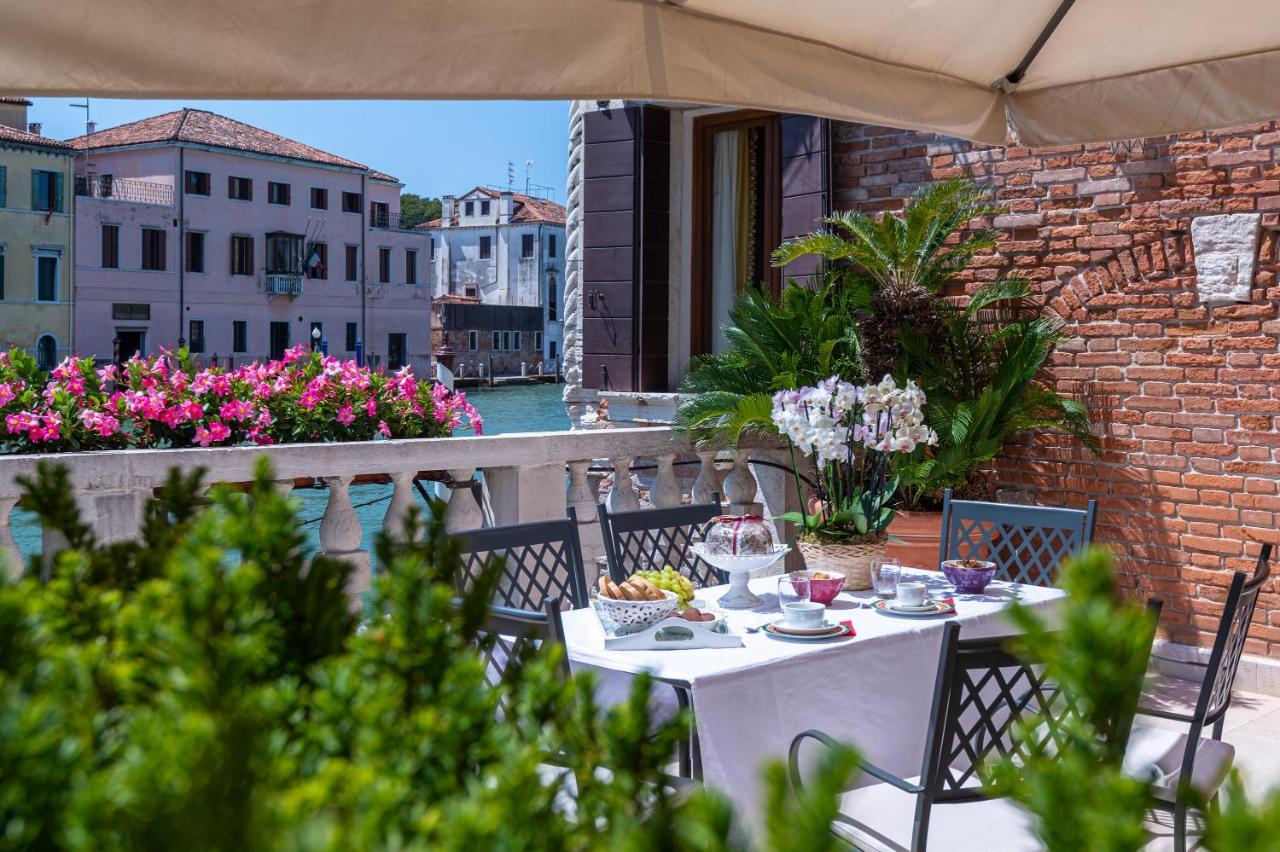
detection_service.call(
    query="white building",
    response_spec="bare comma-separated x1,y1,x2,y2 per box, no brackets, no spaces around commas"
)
419,187,566,367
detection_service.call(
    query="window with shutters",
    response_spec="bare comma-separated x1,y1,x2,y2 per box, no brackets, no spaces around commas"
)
230,235,254,276
548,233,557,258
141,228,166,271
387,333,407,371
342,191,361,213
535,331,543,350
345,322,358,352
32,170,63,212
101,224,119,269
521,233,534,258
405,249,417,285
188,320,205,354
345,245,359,281
184,170,210,196
480,200,491,216
378,247,391,283
267,181,290,205
547,276,558,321
464,200,475,217
479,235,491,259
370,201,389,228
232,320,248,354
468,330,478,351
35,252,59,302
306,242,328,279
186,231,206,273
492,330,500,350
310,187,328,209
228,176,253,201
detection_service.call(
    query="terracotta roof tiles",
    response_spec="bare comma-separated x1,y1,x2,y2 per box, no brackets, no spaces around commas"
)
0,123,73,151
0,96,33,106
66,108,396,181
420,186,565,227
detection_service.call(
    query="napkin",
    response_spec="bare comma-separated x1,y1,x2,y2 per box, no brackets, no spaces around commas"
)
839,620,856,636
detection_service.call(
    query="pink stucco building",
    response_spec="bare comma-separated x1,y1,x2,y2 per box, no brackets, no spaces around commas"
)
70,109,431,372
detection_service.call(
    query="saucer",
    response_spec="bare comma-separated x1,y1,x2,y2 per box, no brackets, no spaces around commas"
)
763,621,852,641
873,598,956,618
769,619,843,636
891,599,940,612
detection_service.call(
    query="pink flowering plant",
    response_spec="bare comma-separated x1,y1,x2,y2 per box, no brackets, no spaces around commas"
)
0,345,481,454
772,375,937,542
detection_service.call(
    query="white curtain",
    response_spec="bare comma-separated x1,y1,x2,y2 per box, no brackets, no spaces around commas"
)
710,130,741,353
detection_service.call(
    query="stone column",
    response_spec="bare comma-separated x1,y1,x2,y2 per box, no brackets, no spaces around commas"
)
319,475,371,607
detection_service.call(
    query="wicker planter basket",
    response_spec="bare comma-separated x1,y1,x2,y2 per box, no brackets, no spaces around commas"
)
797,535,887,591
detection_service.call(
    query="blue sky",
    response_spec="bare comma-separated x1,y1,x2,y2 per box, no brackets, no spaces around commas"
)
29,98,571,202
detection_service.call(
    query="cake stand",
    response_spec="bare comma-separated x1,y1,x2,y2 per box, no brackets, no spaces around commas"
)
691,542,791,609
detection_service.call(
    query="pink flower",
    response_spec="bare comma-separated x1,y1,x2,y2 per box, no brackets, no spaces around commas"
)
335,405,354,426
377,420,391,438
208,420,230,443
299,391,319,410
219,399,254,422
257,409,273,428
5,411,39,434
365,396,377,417
0,383,15,407
194,425,213,447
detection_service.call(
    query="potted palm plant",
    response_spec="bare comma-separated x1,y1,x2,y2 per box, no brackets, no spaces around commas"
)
772,179,1098,567
769,375,936,588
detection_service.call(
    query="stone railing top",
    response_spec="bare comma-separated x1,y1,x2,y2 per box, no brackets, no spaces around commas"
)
0,426,727,496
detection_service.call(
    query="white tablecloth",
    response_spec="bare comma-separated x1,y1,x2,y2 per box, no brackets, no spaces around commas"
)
562,569,1064,824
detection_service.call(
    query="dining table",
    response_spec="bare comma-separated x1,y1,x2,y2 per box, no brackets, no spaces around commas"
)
561,567,1066,826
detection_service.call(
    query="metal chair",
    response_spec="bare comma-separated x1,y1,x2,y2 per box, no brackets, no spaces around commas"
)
452,508,590,611
1127,543,1272,851
790,616,1155,852
598,492,724,588
476,596,571,690
938,489,1097,587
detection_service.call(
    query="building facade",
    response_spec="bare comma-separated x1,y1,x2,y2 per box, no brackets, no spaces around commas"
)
565,100,1280,661
0,97,76,367
420,187,564,375
431,296,545,380
71,109,431,372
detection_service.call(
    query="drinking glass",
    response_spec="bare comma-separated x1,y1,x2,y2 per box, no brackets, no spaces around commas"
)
870,557,902,597
777,572,812,608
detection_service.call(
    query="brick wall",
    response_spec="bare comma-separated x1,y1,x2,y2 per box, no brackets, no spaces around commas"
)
832,121,1280,656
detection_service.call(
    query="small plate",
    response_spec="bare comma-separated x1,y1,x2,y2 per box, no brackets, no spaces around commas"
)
769,619,843,636
891,599,942,612
763,621,852,641
872,598,956,618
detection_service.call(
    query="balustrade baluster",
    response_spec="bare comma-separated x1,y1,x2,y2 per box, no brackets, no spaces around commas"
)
607,457,640,513
567,459,604,572
443,467,484,533
382,471,419,542
651,454,682,508
692,450,723,505
320,475,371,606
724,450,761,515
0,496,20,582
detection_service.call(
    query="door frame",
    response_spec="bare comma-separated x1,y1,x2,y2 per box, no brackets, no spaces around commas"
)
689,109,782,357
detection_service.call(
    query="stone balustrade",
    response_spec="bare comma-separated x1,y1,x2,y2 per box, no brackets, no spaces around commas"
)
0,427,795,597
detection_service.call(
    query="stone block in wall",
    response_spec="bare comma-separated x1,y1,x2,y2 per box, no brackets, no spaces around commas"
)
1190,213,1261,304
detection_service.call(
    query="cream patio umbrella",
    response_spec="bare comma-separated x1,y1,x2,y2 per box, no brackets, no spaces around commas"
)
2,0,1278,145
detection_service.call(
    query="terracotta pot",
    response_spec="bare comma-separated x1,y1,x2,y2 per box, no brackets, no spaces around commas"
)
797,535,886,591
885,509,943,570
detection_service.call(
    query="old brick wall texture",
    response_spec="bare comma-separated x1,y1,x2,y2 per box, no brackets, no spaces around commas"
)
832,121,1280,656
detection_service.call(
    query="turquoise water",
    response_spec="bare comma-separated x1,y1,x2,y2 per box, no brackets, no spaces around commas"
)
10,382,570,562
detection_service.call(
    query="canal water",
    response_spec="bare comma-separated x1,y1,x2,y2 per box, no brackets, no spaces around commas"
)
10,382,571,562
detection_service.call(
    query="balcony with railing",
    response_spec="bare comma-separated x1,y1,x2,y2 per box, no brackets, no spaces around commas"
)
74,175,173,206
265,274,305,296
0,428,794,602
368,208,427,232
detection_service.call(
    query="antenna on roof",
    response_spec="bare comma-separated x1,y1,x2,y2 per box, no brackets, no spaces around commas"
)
525,159,534,195
506,161,514,190
68,97,91,135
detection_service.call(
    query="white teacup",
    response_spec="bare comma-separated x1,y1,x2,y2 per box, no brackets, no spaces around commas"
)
896,581,928,607
782,600,826,628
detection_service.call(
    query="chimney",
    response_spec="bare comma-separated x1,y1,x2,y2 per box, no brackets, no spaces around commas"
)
498,191,514,225
441,195,456,228
86,120,97,134
27,122,41,136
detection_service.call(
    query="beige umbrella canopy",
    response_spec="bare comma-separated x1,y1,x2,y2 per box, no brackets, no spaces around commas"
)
2,0,1278,145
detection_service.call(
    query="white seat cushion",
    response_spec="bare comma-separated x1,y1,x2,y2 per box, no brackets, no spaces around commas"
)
831,778,1042,852
1123,724,1234,801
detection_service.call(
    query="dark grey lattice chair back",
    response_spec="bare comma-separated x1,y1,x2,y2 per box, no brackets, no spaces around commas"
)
452,509,589,611
939,489,1097,587
476,598,569,700
924,627,1067,801
599,494,724,588
1201,544,1272,723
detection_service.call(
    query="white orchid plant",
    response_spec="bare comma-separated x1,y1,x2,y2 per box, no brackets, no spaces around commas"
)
772,375,937,541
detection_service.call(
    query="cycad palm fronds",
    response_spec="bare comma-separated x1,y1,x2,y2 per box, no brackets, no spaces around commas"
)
674,279,863,449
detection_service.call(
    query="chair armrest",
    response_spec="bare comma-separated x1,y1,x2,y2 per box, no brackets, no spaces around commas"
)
1136,705,1196,724
789,729,924,795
